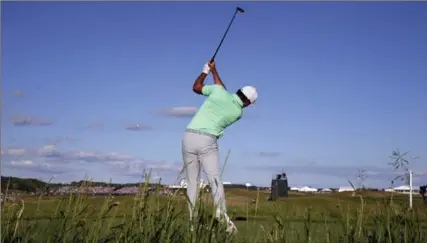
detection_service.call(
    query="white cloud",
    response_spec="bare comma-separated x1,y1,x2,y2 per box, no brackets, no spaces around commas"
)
2,148,28,156
156,106,198,118
5,159,79,174
1,145,182,182
10,115,53,126
10,160,33,166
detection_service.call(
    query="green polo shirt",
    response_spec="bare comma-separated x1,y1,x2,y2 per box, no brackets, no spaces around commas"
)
187,84,243,138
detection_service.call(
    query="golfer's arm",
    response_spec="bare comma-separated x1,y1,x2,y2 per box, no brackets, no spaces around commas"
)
211,69,226,89
193,73,208,94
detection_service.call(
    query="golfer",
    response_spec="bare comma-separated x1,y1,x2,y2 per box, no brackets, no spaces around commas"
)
182,61,258,233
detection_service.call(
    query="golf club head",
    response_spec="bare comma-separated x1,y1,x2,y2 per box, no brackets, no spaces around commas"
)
236,7,245,13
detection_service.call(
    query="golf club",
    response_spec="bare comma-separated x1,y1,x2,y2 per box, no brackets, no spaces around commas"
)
210,7,245,62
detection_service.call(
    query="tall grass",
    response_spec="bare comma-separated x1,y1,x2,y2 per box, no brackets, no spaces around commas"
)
2,178,427,243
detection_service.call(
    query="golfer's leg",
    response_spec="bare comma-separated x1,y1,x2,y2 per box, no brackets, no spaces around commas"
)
182,132,201,220
200,140,228,221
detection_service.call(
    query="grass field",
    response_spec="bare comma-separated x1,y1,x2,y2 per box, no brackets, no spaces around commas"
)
2,184,427,243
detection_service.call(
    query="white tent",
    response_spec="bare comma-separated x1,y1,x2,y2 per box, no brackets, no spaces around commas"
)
199,179,208,189
180,179,187,188
299,186,318,192
393,185,420,194
394,185,410,191
290,187,299,191
320,188,332,193
167,179,207,189
338,186,355,192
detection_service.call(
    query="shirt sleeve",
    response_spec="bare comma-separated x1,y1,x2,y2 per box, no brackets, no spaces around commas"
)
201,84,223,96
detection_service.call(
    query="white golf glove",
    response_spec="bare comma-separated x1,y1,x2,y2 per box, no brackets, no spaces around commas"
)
202,63,210,74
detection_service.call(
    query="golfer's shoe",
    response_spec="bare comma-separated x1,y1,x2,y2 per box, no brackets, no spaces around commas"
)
226,220,238,234
189,220,237,234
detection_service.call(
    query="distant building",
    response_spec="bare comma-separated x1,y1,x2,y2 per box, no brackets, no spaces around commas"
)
338,186,355,192
270,172,288,200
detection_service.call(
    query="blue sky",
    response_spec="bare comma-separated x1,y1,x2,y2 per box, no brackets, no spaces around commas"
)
2,2,426,188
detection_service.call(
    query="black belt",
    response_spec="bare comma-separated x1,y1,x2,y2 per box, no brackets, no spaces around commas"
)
185,129,218,139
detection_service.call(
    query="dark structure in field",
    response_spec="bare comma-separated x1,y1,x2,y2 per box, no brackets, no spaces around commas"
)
269,172,288,201
420,185,427,203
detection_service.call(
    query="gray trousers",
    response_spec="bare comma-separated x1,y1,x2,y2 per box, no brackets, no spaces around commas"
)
182,129,228,221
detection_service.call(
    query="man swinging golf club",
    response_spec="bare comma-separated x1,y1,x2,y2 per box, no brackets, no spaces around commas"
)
182,61,258,233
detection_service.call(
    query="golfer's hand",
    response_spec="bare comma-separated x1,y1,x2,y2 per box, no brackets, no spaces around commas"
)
202,63,210,74
208,61,217,72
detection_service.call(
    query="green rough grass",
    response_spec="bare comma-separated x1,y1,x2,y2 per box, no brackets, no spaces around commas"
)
2,183,427,243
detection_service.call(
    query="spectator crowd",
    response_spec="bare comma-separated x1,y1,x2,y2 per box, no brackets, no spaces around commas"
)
48,185,174,196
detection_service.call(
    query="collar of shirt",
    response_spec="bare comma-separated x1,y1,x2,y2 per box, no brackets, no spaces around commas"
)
232,93,243,107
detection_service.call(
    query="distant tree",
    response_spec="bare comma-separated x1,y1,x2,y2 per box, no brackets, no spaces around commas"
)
1,176,48,192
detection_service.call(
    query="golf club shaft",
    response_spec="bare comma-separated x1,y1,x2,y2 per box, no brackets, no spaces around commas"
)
210,9,240,62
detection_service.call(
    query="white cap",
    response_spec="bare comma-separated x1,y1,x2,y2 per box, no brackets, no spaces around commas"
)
240,86,258,104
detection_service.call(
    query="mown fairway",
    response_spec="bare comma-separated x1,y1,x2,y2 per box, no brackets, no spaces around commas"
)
2,188,427,243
